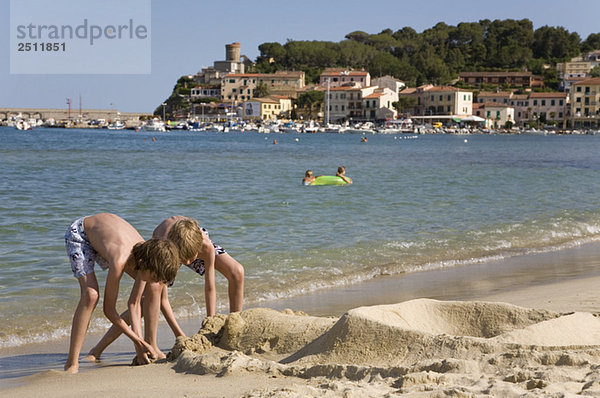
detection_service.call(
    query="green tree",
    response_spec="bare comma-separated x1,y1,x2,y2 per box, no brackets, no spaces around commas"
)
484,19,534,68
296,90,324,119
581,33,600,53
533,26,581,61
339,40,379,69
345,31,369,43
393,97,417,114
365,30,398,52
254,82,270,98
591,65,600,77
542,68,560,91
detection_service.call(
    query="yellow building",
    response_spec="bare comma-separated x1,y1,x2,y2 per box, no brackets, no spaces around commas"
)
243,96,292,120
399,85,473,117
423,86,473,116
570,77,600,129
557,61,592,79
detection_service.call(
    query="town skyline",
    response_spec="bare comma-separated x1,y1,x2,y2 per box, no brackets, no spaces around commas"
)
1,0,599,113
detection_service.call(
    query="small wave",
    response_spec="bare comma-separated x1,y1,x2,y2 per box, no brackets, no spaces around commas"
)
0,326,71,349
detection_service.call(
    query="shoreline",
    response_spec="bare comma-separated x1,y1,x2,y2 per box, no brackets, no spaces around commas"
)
3,240,600,394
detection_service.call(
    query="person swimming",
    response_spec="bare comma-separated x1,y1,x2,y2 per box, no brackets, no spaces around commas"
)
302,170,315,185
336,166,352,184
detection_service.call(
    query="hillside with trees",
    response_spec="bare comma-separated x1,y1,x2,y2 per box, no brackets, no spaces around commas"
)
157,19,600,117
252,19,600,88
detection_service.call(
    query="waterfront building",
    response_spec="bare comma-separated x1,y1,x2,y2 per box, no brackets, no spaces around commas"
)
424,86,473,116
243,96,292,120
324,84,399,122
508,93,530,125
476,91,512,105
475,102,515,129
326,85,376,122
398,84,473,122
475,91,568,127
319,68,371,88
362,88,398,120
459,71,543,88
527,92,568,126
570,77,600,129
221,71,305,103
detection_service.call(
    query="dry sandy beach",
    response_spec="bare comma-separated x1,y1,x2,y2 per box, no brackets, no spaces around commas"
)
4,243,600,397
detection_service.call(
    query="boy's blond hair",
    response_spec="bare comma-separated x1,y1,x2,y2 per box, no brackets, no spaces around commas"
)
167,217,204,263
127,238,180,284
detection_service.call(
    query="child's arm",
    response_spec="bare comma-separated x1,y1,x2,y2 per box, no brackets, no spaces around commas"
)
160,284,186,337
339,175,352,183
201,242,217,317
127,270,156,363
103,268,149,350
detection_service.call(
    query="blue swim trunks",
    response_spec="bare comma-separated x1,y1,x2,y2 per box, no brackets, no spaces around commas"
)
64,217,110,279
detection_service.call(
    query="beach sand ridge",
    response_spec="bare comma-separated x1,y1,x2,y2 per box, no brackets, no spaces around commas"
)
157,299,600,396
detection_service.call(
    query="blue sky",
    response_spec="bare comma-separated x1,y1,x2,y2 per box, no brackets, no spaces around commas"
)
2,0,599,113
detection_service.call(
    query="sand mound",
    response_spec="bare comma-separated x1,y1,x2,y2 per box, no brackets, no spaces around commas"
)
170,308,336,360
283,299,587,366
172,299,600,396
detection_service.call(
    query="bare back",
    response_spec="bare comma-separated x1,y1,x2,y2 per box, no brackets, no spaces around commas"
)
152,215,186,239
84,213,144,276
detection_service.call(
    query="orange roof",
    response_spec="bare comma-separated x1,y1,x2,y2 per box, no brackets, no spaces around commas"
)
364,92,384,98
528,92,568,98
481,102,511,108
329,86,362,91
426,86,460,92
399,88,417,94
250,97,279,103
564,76,588,82
478,91,512,97
226,74,261,78
572,77,600,85
460,71,532,77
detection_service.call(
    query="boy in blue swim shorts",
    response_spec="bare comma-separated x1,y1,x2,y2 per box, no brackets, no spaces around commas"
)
63,213,180,373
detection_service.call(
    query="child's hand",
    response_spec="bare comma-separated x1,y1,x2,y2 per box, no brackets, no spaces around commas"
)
134,340,156,364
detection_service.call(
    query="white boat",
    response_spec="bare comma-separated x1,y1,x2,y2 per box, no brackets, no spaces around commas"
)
143,119,166,132
107,121,125,130
301,121,320,133
376,126,402,134
320,123,349,133
15,119,33,130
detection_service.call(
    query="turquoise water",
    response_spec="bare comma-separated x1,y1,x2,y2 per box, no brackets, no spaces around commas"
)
1,126,600,348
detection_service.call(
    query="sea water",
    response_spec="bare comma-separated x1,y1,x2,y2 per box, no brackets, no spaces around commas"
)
1,127,600,349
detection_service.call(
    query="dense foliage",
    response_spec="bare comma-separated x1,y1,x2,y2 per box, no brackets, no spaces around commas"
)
253,19,599,87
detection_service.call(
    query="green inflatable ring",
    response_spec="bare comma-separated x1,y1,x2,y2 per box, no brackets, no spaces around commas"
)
310,175,348,186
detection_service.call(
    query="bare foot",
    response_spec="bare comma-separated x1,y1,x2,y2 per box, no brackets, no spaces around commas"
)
156,350,166,360
85,353,100,363
64,364,79,374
